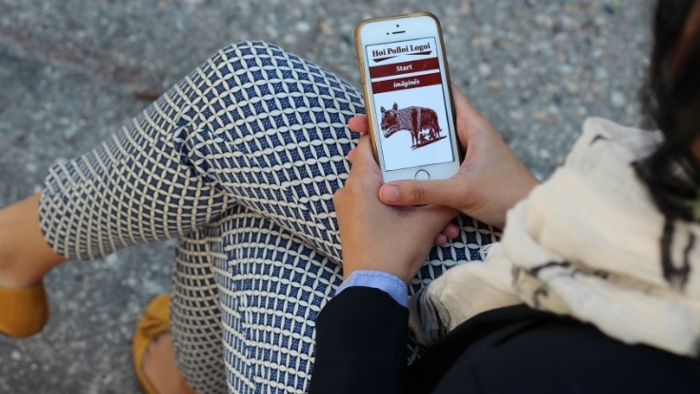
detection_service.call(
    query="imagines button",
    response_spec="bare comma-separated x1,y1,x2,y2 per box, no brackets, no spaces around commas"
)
371,72,442,94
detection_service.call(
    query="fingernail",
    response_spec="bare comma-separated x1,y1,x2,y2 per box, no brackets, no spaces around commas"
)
382,185,399,202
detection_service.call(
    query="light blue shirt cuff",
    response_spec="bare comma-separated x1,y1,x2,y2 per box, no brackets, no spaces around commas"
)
336,270,408,308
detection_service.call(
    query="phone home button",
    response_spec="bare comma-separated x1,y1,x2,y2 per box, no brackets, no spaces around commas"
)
414,170,430,181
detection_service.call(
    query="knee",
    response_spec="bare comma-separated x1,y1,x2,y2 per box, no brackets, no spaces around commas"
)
206,40,291,79
182,40,300,106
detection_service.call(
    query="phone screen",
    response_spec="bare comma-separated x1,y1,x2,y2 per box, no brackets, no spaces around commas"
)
365,37,455,172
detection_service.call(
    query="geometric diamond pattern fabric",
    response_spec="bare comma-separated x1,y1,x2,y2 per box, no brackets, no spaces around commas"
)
38,41,498,393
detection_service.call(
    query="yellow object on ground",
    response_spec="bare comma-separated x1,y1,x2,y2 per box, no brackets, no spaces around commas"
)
0,282,49,338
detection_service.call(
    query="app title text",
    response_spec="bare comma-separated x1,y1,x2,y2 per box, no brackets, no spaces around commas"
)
372,42,431,58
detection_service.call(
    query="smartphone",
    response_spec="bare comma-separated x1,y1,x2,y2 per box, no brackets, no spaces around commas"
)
355,13,461,183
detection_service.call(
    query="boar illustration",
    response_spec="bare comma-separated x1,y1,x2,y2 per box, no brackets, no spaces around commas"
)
380,103,441,148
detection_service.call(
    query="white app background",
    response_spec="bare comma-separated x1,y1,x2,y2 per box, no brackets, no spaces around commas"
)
373,85,452,171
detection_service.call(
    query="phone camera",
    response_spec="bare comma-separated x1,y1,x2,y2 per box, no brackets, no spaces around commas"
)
396,24,399,27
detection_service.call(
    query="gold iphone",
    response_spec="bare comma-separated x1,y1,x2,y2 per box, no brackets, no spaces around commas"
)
355,13,461,182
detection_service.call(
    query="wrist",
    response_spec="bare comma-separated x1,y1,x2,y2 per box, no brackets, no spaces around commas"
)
338,270,409,307
343,262,414,285
499,175,540,229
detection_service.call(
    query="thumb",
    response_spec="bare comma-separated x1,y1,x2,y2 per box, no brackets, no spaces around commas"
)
379,178,464,208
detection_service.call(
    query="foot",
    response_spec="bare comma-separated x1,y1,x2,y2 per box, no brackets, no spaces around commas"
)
0,193,67,289
141,333,198,394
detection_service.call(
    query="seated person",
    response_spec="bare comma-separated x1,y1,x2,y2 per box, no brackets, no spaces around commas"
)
1,0,699,392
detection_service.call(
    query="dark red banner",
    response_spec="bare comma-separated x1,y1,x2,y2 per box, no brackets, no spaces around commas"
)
369,58,440,79
371,72,442,94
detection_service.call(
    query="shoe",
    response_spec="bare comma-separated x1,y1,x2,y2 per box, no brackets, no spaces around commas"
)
133,294,170,394
0,282,50,338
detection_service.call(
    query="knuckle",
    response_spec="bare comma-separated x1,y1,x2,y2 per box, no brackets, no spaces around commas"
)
344,179,362,197
460,187,481,211
412,184,426,203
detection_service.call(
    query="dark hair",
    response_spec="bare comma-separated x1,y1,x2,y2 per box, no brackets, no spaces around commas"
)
638,0,700,221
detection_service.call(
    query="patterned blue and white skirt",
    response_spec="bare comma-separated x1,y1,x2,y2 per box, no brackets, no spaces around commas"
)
38,41,497,394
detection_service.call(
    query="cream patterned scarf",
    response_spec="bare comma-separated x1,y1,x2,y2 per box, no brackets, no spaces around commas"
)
410,117,700,357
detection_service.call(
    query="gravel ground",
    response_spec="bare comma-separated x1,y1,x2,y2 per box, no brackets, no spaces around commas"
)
0,0,652,393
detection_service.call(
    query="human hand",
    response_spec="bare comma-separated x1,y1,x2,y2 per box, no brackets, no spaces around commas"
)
348,84,539,229
334,135,457,284
345,145,461,247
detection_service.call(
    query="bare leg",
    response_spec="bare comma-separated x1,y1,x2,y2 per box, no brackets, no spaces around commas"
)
0,192,66,289
0,192,198,394
142,333,198,394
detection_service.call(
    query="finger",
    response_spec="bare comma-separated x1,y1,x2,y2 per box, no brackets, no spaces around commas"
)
379,179,462,208
442,222,460,239
417,203,460,242
347,149,356,163
351,134,380,174
434,233,448,246
348,115,369,133
450,83,482,120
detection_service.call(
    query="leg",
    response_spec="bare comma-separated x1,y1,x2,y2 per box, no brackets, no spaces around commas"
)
170,225,228,394
3,40,349,392
141,332,198,394
38,64,238,261
204,208,497,392
3,39,498,392
167,41,499,390
207,206,343,393
33,40,359,267
167,41,364,265
4,41,361,289
0,193,66,288
1,44,241,391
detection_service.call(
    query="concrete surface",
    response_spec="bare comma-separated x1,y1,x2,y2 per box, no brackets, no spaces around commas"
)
0,0,652,392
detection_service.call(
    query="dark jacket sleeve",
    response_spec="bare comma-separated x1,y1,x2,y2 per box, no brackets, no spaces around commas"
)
309,286,409,394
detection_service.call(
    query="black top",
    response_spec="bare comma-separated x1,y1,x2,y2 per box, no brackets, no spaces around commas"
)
310,286,700,394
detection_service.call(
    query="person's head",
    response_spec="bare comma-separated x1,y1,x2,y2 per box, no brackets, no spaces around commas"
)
639,0,700,220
